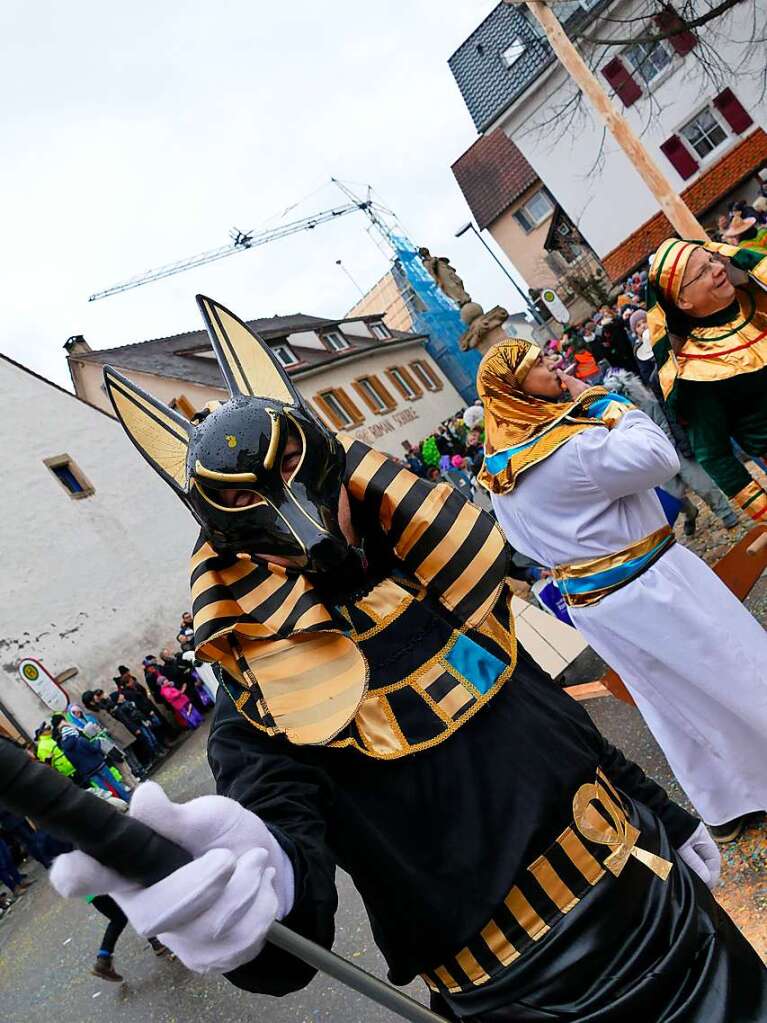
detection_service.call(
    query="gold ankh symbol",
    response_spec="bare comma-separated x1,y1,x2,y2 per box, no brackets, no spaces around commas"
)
573,778,673,881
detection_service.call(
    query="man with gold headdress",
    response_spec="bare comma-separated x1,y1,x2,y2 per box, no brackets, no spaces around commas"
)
647,237,767,521
50,297,767,1022
478,339,767,847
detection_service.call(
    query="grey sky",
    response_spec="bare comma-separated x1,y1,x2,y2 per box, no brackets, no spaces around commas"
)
1,0,528,388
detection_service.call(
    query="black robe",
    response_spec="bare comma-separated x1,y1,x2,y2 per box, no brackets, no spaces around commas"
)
208,643,766,1021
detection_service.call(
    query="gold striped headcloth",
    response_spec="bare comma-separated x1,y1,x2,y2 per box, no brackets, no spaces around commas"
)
648,238,700,305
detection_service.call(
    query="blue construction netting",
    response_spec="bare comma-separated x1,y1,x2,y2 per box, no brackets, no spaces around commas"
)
391,235,482,404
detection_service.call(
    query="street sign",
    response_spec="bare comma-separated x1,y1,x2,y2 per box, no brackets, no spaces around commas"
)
17,658,69,712
540,288,570,324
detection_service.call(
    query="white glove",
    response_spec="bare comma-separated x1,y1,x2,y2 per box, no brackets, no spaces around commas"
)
676,822,721,889
50,781,294,974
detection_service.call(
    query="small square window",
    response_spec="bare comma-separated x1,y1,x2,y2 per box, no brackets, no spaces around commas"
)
44,455,95,499
501,38,527,69
681,108,727,159
624,39,673,86
324,331,351,352
513,190,554,233
370,322,391,340
272,343,299,367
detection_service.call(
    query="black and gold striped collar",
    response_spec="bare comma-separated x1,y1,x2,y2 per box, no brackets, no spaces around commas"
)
191,436,509,745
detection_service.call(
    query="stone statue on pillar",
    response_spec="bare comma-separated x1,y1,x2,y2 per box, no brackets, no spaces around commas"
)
417,246,509,352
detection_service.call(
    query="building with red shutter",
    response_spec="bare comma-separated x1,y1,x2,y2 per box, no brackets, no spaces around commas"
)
448,1,767,286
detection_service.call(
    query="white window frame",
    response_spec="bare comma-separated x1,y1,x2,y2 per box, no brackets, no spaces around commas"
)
323,330,351,352
513,189,554,233
370,321,391,340
623,38,674,88
679,105,729,161
501,37,526,69
271,343,299,367
388,367,416,399
356,377,388,412
410,360,440,392
319,390,354,427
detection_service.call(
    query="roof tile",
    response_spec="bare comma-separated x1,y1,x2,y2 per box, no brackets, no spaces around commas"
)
452,129,539,230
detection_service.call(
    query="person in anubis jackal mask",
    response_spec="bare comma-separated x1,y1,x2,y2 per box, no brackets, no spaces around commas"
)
52,296,766,1022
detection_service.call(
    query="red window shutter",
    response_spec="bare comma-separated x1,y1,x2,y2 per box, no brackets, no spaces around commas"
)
655,7,696,55
660,135,699,180
601,57,641,108
713,89,753,134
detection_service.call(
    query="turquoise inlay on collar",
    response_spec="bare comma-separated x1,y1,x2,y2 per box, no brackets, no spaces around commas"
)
557,536,672,597
445,634,506,695
484,433,541,475
585,393,632,420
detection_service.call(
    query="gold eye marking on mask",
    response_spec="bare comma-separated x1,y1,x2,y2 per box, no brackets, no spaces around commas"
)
192,479,266,513
194,461,259,483
284,411,307,484
226,435,238,448
263,409,281,471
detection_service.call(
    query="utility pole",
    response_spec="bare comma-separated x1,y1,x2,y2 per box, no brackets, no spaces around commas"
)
519,1,707,241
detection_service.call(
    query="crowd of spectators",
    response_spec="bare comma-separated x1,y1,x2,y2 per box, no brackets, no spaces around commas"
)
0,611,215,918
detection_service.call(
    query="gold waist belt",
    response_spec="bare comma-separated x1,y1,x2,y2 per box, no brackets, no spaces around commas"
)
552,525,675,608
421,769,672,998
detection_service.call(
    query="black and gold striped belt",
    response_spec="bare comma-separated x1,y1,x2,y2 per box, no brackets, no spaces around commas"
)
420,769,672,997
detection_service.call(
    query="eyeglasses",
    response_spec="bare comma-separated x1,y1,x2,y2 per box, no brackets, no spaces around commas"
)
679,255,722,292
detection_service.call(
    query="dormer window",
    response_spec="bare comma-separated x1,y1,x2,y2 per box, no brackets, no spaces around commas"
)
324,330,351,352
501,38,526,69
370,322,391,340
272,343,299,367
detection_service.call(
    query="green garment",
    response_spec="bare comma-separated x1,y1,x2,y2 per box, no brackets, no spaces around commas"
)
421,435,440,467
678,365,767,498
36,734,76,777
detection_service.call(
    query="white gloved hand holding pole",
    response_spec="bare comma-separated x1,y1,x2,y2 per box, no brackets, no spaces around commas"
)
676,822,722,889
50,781,294,973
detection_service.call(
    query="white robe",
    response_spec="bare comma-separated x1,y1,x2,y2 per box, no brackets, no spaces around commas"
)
492,409,767,826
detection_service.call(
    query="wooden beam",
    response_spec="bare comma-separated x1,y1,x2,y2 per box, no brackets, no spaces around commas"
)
523,1,707,242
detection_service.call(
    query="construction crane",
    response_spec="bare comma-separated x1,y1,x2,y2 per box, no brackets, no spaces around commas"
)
87,181,395,302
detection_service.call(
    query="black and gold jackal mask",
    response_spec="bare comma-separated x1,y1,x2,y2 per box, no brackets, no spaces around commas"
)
103,296,352,574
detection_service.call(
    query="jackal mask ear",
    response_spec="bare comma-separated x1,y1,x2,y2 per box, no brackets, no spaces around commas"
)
196,294,301,406
103,367,193,494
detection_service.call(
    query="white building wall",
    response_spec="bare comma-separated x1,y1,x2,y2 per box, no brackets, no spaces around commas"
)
498,3,766,258
0,358,198,738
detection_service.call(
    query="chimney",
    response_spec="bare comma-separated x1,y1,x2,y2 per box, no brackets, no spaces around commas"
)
64,335,92,355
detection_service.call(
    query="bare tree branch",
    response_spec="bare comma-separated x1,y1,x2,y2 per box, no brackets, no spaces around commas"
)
575,0,745,46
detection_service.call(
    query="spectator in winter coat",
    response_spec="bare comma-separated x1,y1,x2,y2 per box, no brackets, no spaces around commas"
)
51,716,131,802
36,723,76,778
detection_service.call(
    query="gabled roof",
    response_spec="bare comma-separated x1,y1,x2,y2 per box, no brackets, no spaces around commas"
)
67,311,427,390
452,129,539,230
448,1,612,133
602,128,767,281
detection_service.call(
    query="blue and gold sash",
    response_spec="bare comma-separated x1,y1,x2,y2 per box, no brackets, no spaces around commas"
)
552,525,674,608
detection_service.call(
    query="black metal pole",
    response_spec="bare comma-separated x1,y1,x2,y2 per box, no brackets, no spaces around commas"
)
0,741,445,1023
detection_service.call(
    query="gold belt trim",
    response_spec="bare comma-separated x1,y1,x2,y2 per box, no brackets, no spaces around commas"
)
552,525,674,608
421,769,672,996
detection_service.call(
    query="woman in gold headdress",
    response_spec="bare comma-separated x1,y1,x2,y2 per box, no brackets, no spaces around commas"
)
479,339,767,844
647,237,767,522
